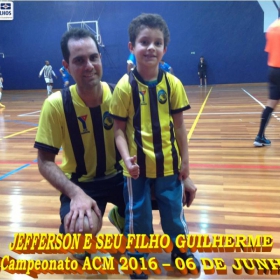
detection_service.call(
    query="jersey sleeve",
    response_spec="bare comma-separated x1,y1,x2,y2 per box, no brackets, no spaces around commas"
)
110,75,131,121
169,75,190,114
34,95,64,154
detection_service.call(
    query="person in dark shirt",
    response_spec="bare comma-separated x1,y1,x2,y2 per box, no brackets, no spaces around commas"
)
198,56,207,87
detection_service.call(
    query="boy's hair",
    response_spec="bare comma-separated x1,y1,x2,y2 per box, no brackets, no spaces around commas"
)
61,28,100,63
129,13,170,47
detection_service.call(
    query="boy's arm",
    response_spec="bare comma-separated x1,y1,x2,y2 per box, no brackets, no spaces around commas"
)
172,111,190,180
114,119,139,179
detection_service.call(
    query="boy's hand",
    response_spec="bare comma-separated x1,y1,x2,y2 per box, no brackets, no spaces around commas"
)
182,177,197,207
124,155,139,179
178,162,189,181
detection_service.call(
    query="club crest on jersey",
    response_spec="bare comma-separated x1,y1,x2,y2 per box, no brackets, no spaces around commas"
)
77,115,90,134
139,90,147,105
103,111,113,130
158,89,167,104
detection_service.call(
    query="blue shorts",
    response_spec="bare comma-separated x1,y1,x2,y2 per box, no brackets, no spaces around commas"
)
268,67,280,100
59,172,125,233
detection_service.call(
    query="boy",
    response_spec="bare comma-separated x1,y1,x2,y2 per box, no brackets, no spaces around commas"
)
110,13,200,279
0,73,4,108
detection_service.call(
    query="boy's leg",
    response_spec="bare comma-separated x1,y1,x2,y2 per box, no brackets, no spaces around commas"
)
123,177,152,279
154,175,201,272
123,177,153,239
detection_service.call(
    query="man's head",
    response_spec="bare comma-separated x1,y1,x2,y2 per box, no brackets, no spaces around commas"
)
45,60,50,65
200,56,204,62
61,28,102,90
128,13,170,48
61,28,100,64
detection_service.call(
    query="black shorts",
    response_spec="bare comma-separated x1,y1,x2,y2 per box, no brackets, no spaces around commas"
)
268,67,280,100
59,172,125,233
199,71,207,78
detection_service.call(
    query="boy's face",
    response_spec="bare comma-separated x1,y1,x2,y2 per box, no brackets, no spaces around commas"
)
129,27,166,72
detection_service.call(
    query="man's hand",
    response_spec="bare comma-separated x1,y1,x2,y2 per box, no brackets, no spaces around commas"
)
65,189,101,233
182,177,197,207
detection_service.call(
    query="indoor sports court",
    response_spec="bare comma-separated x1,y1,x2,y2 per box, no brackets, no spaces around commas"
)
0,1,280,279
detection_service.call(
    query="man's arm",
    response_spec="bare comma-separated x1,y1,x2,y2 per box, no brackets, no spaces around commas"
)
114,119,139,179
39,66,45,77
37,149,101,233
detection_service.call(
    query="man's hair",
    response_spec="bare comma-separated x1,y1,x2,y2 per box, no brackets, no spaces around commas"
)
129,13,170,47
60,28,100,63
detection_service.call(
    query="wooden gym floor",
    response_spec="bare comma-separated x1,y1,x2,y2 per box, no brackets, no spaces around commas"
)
0,83,279,279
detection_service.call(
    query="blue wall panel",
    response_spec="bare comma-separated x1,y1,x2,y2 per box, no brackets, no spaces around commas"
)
0,1,270,90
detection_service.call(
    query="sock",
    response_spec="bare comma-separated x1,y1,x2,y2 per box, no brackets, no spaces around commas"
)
47,85,50,95
49,85,53,93
257,106,273,137
0,92,2,100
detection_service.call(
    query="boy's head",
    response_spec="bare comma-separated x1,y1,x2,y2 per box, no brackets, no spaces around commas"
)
129,13,170,47
60,28,100,63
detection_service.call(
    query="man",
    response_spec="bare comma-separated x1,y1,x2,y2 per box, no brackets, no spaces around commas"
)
127,52,136,73
254,14,280,147
159,59,174,74
59,65,70,88
34,28,125,259
39,60,57,96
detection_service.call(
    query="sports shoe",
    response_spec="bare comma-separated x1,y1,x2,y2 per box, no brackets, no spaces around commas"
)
108,206,125,233
72,251,91,260
254,135,271,147
130,272,148,279
171,249,201,273
0,102,5,108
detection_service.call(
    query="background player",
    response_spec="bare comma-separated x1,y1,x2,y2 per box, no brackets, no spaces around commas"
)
39,60,57,96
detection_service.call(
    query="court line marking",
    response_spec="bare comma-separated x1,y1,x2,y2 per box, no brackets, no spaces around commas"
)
18,110,41,117
184,111,280,115
242,88,279,120
188,87,213,142
0,127,38,141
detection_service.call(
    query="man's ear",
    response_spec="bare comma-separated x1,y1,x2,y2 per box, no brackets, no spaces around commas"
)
128,42,134,52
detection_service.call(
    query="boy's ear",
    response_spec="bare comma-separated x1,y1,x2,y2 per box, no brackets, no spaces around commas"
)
163,46,167,55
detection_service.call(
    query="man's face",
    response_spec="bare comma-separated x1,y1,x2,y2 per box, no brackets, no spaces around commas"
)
63,37,102,90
